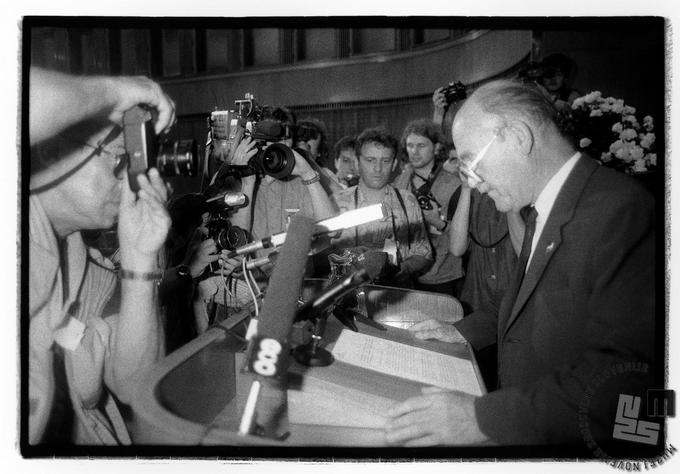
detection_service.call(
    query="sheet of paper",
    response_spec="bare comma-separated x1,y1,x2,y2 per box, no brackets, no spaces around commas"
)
331,329,483,396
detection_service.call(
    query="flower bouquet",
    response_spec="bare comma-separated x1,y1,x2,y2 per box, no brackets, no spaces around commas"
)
568,91,657,174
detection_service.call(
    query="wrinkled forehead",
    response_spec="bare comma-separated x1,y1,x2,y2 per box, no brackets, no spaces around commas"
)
359,142,395,159
452,103,497,155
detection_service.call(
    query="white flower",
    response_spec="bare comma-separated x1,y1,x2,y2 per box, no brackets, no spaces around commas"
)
622,114,638,126
611,100,625,114
632,158,647,173
579,137,592,148
630,145,644,161
601,152,613,163
640,133,656,150
646,153,657,167
620,128,638,141
612,122,624,134
572,97,586,109
609,140,624,154
599,102,612,113
584,91,602,104
589,109,603,117
623,105,637,115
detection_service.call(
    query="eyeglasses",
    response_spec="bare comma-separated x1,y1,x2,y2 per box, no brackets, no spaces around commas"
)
458,134,497,188
68,125,128,180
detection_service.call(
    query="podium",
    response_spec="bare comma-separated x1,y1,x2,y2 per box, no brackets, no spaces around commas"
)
131,282,484,446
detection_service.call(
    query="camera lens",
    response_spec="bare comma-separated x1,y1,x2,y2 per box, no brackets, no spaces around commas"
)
156,139,198,177
417,194,433,210
260,142,296,179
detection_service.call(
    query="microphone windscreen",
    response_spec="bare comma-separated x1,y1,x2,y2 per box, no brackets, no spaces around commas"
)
355,250,388,281
256,214,315,341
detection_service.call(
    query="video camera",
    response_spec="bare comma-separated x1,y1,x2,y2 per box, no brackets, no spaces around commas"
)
208,93,297,182
122,106,198,192
441,81,467,107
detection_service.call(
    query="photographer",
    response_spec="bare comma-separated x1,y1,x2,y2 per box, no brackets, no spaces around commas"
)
330,127,433,289
393,118,465,296
251,107,337,253
29,73,173,445
331,135,360,188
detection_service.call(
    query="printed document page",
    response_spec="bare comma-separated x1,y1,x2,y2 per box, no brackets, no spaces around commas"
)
331,329,482,396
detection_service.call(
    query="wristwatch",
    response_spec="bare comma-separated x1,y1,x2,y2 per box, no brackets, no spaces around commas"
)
176,264,193,282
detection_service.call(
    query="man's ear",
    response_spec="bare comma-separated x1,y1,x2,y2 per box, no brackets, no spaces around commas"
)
505,120,535,156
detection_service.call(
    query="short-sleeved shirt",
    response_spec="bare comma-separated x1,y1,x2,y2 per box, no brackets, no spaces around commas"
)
395,165,464,285
251,176,316,239
330,185,432,270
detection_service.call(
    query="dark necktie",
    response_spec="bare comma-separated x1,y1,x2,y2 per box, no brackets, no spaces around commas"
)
508,206,538,304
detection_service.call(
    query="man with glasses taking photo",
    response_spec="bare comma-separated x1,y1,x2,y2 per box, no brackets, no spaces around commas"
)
27,68,175,446
384,80,657,451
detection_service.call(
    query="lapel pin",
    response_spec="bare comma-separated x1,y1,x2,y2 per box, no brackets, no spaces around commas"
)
546,242,555,253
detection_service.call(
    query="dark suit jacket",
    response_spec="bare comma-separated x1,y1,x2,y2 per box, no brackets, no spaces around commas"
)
454,156,657,447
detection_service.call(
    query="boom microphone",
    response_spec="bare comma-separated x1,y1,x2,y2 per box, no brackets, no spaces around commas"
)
239,214,315,439
226,204,386,258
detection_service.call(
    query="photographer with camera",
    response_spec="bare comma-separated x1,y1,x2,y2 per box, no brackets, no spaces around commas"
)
28,71,174,445
393,118,465,296
251,106,338,256
330,127,433,289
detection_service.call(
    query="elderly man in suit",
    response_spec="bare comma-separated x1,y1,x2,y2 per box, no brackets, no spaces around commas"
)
384,80,657,450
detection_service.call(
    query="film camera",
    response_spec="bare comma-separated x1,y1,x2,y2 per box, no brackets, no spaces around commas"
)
122,106,198,192
441,81,467,106
208,93,297,182
413,182,439,211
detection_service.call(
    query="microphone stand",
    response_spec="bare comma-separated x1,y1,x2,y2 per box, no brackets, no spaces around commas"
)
292,308,334,367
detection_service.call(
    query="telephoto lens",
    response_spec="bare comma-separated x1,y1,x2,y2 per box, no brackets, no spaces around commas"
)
156,139,199,177
258,142,296,179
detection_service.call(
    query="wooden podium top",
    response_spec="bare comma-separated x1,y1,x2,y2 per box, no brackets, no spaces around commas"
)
131,286,484,446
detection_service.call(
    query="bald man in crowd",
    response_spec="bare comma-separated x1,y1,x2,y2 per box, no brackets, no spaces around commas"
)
385,80,657,450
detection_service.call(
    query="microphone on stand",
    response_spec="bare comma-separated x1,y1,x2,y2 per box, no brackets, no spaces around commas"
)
292,250,388,367
238,214,315,439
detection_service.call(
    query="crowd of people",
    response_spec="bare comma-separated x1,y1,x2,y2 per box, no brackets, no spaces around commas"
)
27,50,656,451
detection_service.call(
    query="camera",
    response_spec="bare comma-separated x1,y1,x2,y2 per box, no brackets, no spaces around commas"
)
122,106,198,192
207,94,297,182
202,191,251,257
413,183,437,211
441,81,467,106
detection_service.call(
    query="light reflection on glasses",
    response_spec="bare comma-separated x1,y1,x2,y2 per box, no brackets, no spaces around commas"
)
458,134,497,187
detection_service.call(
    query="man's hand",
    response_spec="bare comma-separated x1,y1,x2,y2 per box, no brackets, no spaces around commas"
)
218,253,244,276
432,87,448,125
183,229,220,279
385,387,488,446
291,149,316,180
408,319,467,344
118,168,171,272
105,75,176,135
231,136,259,166
422,206,443,228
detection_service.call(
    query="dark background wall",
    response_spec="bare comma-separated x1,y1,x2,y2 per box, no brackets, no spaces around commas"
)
27,18,665,194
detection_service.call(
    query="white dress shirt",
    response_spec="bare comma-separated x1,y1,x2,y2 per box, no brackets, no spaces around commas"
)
526,152,582,270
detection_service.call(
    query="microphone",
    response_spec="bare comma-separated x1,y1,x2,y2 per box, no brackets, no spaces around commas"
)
296,250,387,322
245,252,279,271
226,204,386,258
205,191,248,209
239,214,315,439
